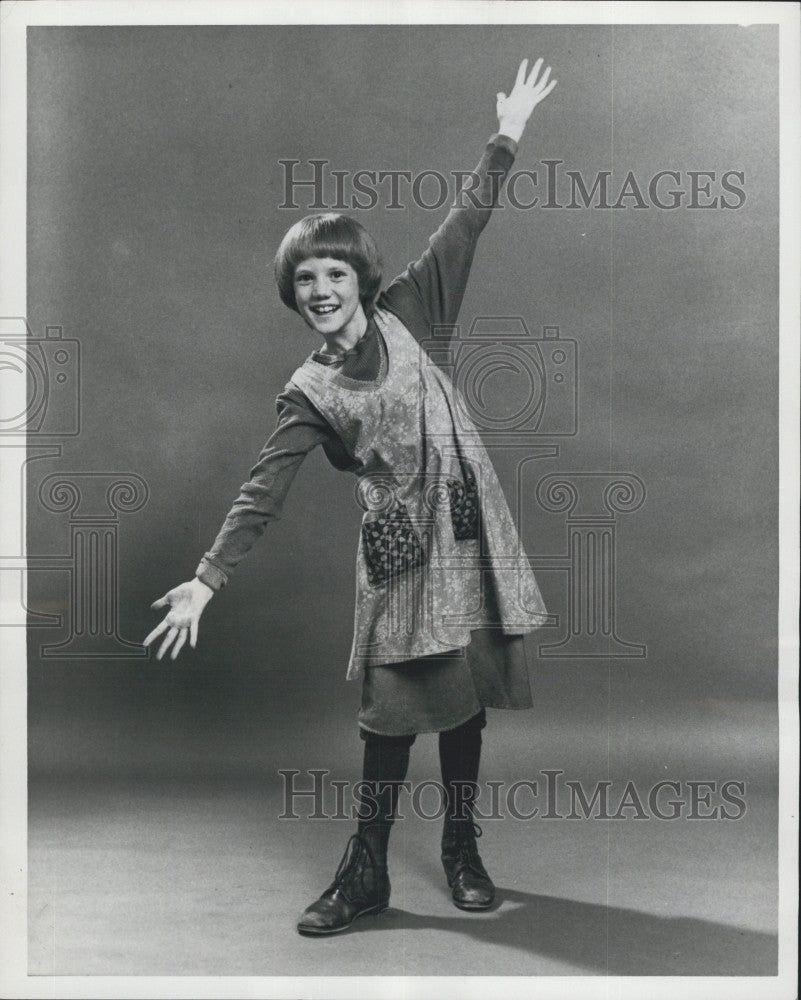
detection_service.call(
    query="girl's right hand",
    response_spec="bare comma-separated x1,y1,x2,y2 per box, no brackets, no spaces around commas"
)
143,577,215,660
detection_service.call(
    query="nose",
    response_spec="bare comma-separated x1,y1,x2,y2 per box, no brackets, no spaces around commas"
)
311,276,331,298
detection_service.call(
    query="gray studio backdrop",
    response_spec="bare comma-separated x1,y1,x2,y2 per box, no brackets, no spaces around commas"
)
25,25,778,779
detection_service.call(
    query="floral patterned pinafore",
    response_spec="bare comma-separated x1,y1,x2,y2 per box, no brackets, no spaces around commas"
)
288,307,548,681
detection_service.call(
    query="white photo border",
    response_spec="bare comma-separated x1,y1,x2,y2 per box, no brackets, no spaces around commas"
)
1,2,798,998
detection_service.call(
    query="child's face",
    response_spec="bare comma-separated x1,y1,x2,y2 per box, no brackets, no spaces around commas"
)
293,257,364,339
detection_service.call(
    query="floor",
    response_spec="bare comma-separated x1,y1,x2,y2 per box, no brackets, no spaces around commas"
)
28,714,779,978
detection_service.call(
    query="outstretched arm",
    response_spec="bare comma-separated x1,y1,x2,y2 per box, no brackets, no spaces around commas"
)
380,56,556,335
143,390,337,660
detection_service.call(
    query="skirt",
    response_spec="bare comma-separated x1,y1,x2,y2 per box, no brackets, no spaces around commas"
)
357,627,533,736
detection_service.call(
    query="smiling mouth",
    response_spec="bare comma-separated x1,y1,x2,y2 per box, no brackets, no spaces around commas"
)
309,304,340,315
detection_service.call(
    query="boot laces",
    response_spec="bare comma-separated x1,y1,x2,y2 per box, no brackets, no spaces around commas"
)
453,822,488,878
331,833,377,896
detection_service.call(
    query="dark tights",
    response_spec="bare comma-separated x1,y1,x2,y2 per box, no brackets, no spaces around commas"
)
356,709,486,857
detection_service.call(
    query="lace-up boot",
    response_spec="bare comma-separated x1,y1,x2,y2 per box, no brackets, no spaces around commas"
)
297,831,390,935
440,817,495,910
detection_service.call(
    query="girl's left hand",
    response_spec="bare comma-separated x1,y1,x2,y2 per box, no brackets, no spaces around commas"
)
496,57,557,142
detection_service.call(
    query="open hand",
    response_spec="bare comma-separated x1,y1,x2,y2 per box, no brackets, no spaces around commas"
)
496,57,557,142
143,578,214,660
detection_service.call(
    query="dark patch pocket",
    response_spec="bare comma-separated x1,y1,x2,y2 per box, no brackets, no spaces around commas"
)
361,499,427,588
447,463,479,541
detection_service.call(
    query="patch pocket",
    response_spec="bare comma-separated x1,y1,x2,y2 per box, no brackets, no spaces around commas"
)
361,498,427,588
447,463,479,541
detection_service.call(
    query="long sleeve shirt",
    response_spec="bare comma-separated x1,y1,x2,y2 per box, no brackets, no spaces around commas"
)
197,132,519,591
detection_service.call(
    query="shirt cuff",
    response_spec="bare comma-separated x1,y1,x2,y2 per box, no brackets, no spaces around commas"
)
196,556,228,591
488,132,519,158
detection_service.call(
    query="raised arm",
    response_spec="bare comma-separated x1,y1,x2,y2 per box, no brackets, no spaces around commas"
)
380,57,556,336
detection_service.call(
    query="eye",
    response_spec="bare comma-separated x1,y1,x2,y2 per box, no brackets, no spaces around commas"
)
330,270,347,279
294,273,312,284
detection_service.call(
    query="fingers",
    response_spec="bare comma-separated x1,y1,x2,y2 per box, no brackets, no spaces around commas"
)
496,91,507,103
512,56,552,92
171,629,187,660
157,627,179,660
143,619,170,647
526,57,544,87
145,586,199,659
535,65,552,91
144,620,194,660
540,79,557,100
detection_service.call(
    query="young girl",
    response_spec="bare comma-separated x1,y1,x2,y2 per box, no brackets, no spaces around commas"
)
145,57,556,935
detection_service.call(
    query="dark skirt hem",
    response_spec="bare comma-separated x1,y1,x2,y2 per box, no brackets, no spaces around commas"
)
357,627,533,737
357,700,533,738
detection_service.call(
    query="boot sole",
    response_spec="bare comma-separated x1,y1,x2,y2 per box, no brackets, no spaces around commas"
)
296,902,389,936
445,871,495,911
452,897,494,911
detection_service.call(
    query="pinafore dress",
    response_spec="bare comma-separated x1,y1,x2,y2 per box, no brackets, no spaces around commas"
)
288,307,548,707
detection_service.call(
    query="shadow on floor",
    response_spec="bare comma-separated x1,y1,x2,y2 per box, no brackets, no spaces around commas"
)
352,877,777,976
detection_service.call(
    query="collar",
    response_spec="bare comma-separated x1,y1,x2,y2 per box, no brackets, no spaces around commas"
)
312,317,375,366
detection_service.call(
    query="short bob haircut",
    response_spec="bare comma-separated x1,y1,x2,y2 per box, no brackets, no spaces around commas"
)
274,213,383,315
